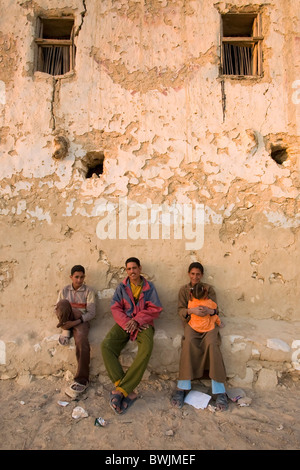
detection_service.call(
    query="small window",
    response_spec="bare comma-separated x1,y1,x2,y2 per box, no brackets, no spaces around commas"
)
35,17,75,76
221,13,263,77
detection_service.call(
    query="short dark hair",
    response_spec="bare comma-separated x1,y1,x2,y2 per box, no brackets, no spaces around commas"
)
188,262,204,274
125,257,141,267
71,265,85,275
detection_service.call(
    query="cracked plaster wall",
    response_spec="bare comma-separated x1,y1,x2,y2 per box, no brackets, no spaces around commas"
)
0,0,299,381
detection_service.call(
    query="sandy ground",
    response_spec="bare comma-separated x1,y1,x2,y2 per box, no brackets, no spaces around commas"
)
0,372,299,453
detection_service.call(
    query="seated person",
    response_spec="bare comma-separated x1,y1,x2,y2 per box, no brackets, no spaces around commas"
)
171,262,228,412
101,257,162,415
55,265,96,398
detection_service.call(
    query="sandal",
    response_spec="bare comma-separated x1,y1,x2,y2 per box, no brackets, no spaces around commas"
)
58,335,70,346
215,393,229,411
120,396,137,414
65,382,88,399
171,389,185,409
109,391,123,414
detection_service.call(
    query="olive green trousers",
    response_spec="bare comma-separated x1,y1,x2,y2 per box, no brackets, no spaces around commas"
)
101,323,154,396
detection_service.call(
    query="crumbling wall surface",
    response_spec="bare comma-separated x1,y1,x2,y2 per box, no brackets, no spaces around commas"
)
0,0,299,387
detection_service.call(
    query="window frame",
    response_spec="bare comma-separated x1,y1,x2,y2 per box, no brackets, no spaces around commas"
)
34,16,76,76
220,13,263,78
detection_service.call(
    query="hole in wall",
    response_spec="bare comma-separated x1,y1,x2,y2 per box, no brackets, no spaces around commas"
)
86,163,103,178
270,145,288,165
83,151,104,178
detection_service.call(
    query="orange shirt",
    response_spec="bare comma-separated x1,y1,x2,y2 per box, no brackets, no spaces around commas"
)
188,297,220,333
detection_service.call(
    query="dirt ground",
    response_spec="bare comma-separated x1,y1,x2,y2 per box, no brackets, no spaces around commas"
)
0,372,299,453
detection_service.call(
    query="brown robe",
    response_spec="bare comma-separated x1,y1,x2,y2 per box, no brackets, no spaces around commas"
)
177,283,226,383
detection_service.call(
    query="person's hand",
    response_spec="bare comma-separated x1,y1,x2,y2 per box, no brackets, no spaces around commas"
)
125,319,139,333
138,324,149,332
188,306,213,317
61,319,81,330
219,321,225,328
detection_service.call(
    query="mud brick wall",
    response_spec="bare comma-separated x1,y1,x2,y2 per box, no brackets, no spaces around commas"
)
0,0,299,388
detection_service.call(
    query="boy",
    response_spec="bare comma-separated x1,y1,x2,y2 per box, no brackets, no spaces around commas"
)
56,265,96,398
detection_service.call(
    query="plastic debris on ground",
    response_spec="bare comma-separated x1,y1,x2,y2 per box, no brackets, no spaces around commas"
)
237,396,252,407
72,406,89,419
226,388,246,402
57,400,69,407
227,388,252,407
94,417,107,427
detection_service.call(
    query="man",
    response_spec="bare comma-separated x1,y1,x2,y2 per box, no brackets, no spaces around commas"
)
101,257,162,414
56,265,96,398
171,262,228,411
